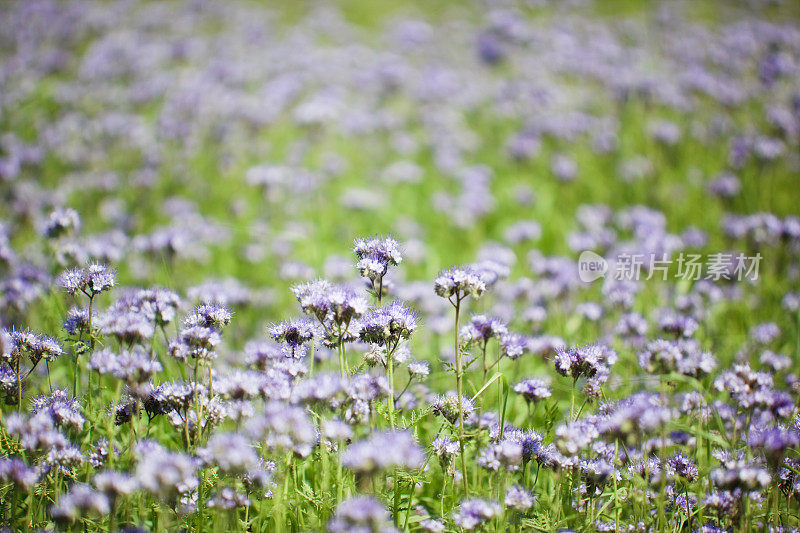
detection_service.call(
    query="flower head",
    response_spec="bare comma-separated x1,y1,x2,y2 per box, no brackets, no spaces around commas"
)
434,266,486,300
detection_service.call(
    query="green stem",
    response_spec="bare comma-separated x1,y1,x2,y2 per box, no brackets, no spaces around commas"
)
453,296,469,497
16,358,21,413
387,346,395,429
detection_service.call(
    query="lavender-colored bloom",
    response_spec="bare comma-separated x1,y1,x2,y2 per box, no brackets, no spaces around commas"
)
555,419,600,456
63,306,90,335
554,344,615,379
243,340,285,370
666,453,698,482
760,350,791,373
659,313,698,338
185,303,232,330
407,359,430,378
207,487,251,510
90,347,161,395
8,329,63,364
708,173,741,198
513,378,551,404
750,322,781,345
97,297,156,345
460,315,508,346
169,325,221,361
198,433,259,475
434,266,486,300
322,418,353,442
452,498,501,531
580,458,616,494
615,313,648,339
291,280,368,346
51,484,109,526
31,389,84,431
353,235,402,282
551,154,577,181
245,401,316,458
432,391,475,425
93,471,139,499
135,442,199,503
328,496,394,533
45,444,84,474
269,318,317,349
342,430,424,475
500,333,529,360
638,338,716,378
554,344,617,396
504,485,534,512
358,301,418,347
713,363,785,412
57,263,116,296
419,518,445,533
291,372,347,407
43,208,80,239
595,393,673,446
152,381,195,413
710,460,770,491
0,365,19,404
477,439,523,472
0,329,11,361
0,458,40,491
431,436,461,468
749,426,800,469
6,412,68,452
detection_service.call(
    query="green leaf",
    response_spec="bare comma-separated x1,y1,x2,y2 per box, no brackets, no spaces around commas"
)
471,372,503,403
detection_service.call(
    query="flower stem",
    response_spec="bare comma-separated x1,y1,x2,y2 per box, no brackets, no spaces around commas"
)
454,296,469,497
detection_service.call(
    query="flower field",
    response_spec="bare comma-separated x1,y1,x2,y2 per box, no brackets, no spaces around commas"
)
1,0,800,531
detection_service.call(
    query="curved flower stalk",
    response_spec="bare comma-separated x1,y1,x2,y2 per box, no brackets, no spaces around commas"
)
434,265,486,497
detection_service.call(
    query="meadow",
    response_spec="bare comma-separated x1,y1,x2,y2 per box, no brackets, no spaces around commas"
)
1,0,800,531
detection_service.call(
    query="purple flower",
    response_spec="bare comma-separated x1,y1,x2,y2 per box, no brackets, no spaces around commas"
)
353,235,402,282
666,453,698,482
638,339,716,377
198,433,259,475
51,484,109,526
432,392,475,425
749,426,800,469
135,442,199,503
328,496,393,532
245,401,316,458
477,439,523,472
434,266,486,300
358,301,418,347
554,344,617,396
710,460,770,491
43,207,80,239
504,485,534,512
452,498,500,530
406,359,430,378
57,263,116,296
513,378,551,404
93,471,139,499
460,315,508,346
169,325,221,361
185,303,232,330
269,318,317,349
31,389,84,431
342,430,424,475
0,458,39,490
